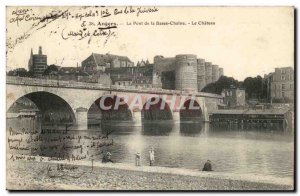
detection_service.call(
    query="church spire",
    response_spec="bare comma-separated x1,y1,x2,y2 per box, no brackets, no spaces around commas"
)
38,46,42,55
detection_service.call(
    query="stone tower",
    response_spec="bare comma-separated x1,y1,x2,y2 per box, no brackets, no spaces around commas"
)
205,62,212,85
197,58,206,91
212,64,219,82
175,54,198,92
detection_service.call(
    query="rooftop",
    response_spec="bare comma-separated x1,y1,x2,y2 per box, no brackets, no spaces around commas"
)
92,53,132,66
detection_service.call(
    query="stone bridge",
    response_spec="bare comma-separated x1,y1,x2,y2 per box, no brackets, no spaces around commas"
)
6,77,223,130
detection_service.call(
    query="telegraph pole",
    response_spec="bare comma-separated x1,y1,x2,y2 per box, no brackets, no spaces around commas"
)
76,62,79,82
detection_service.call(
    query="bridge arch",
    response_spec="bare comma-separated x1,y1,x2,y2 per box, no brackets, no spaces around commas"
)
7,91,76,125
88,95,133,127
142,97,173,121
180,98,203,121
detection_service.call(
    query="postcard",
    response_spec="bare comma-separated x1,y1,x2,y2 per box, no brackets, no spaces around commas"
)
6,6,294,191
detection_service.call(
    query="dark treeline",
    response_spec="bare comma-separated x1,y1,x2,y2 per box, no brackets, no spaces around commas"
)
201,75,269,101
7,68,34,77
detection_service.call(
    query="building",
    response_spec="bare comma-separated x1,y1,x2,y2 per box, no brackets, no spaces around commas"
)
222,87,246,108
81,53,134,74
81,54,154,87
81,53,224,90
152,54,224,92
106,61,153,87
42,64,111,85
210,108,293,131
28,46,48,76
18,109,40,119
266,67,294,103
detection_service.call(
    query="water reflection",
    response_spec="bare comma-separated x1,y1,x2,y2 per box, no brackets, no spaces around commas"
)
142,121,174,136
6,117,294,178
101,122,137,135
180,121,203,136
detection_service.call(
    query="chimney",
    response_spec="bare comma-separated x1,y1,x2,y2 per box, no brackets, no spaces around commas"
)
39,46,42,55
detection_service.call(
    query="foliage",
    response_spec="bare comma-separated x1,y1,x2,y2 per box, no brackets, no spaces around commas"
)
201,76,242,94
242,76,267,100
201,75,268,101
7,68,30,77
43,64,59,76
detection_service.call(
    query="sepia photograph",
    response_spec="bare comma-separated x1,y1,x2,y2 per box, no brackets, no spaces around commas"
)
5,5,295,191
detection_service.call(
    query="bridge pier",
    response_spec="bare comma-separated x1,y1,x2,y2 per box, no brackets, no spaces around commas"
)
132,111,142,126
75,107,88,130
173,111,180,122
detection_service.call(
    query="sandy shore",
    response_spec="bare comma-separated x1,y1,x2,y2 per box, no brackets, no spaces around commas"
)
6,156,294,191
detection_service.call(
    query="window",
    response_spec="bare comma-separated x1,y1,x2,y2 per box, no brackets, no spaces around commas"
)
282,84,285,90
281,75,285,80
282,91,285,97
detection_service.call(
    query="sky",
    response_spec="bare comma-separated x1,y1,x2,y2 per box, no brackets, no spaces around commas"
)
6,6,294,81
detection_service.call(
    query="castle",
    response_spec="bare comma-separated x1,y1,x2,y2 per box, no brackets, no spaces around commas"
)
25,48,225,92
152,54,224,92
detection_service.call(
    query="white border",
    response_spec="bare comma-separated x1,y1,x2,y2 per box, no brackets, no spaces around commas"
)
0,1,298,196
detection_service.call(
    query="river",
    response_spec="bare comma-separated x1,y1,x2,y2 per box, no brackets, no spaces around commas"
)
7,118,294,179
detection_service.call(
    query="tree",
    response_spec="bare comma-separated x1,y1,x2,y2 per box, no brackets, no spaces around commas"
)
7,68,29,77
243,76,267,100
43,64,58,76
201,76,242,94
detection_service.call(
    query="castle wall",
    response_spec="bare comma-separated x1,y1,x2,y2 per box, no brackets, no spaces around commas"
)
153,55,224,92
152,56,176,88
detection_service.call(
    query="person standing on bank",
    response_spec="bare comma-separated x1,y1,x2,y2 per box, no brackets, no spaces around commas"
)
202,160,213,171
149,147,155,166
135,152,141,166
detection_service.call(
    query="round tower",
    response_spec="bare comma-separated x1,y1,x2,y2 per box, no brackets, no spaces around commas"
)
205,62,212,85
197,58,206,91
212,64,219,82
175,54,198,91
219,67,224,78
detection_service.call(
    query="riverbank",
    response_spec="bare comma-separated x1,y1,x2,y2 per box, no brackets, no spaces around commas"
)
6,156,294,191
